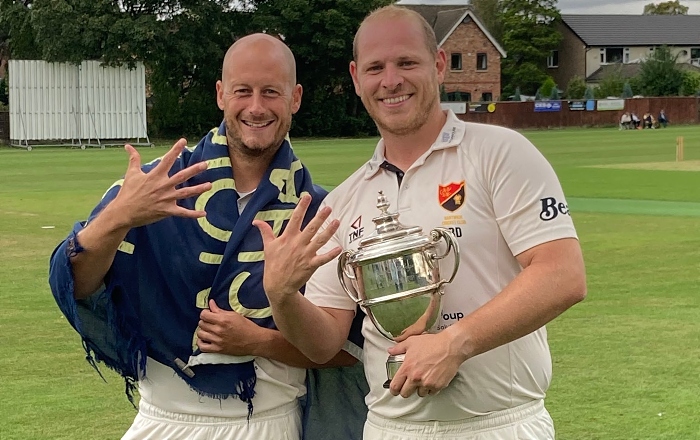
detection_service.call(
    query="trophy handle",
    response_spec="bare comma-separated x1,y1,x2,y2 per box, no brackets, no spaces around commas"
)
430,228,460,285
337,250,361,303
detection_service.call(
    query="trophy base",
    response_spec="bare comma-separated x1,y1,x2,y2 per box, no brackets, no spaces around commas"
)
383,354,405,389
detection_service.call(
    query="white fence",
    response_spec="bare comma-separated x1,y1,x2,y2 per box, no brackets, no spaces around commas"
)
9,60,149,149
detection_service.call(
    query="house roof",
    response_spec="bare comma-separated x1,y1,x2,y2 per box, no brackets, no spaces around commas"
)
562,15,700,47
434,8,468,43
400,4,507,57
587,61,700,83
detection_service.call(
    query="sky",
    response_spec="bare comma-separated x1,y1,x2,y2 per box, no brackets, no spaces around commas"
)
396,0,700,14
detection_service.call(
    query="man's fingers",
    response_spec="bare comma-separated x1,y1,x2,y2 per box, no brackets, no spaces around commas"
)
174,182,213,200
417,387,431,398
387,342,408,356
171,161,209,185
196,327,219,344
389,370,407,396
301,205,333,242
286,194,312,233
157,138,187,173
252,219,276,246
312,246,342,268
400,378,419,399
309,218,339,252
171,206,207,219
124,144,142,174
209,299,222,312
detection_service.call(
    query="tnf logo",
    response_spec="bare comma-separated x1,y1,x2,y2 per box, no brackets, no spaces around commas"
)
348,216,364,243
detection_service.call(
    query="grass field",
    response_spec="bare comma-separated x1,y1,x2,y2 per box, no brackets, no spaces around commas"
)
2,125,700,439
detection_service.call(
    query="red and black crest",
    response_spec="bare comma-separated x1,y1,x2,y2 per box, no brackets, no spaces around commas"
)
438,181,466,212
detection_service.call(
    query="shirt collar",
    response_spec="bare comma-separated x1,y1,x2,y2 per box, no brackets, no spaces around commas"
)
364,110,465,179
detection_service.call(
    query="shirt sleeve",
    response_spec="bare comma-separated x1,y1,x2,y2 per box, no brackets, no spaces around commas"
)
479,128,578,256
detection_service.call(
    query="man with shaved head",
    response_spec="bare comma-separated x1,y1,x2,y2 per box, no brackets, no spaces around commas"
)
49,33,367,439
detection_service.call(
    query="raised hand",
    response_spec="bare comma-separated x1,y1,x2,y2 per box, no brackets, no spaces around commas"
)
111,139,212,228
387,331,466,398
197,300,264,356
252,194,341,304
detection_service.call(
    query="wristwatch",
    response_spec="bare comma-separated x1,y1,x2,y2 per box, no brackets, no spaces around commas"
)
66,230,86,257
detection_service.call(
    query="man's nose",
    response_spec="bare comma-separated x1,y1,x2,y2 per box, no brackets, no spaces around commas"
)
248,91,266,115
381,64,404,91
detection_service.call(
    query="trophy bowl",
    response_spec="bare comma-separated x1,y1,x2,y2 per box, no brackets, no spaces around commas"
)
337,191,459,388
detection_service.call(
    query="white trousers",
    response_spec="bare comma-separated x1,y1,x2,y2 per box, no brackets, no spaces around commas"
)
363,400,554,440
122,400,302,440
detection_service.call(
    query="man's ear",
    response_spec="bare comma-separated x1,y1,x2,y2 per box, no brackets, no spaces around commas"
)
350,61,361,96
216,80,225,110
291,84,303,114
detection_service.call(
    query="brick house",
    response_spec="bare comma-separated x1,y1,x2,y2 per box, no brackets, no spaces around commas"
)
399,2,506,102
550,14,700,90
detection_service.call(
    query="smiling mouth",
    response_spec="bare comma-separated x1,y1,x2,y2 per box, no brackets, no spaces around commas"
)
381,95,411,105
243,120,274,128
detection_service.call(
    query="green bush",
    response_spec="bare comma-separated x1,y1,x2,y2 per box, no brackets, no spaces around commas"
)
566,76,586,99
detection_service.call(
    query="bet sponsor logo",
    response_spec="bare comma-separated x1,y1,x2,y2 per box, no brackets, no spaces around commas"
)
539,197,570,221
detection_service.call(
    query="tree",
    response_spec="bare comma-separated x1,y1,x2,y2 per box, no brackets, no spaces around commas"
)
0,76,7,107
637,46,685,96
500,0,562,96
622,81,634,98
680,71,700,96
643,0,689,15
565,76,586,99
539,77,556,98
549,85,560,100
595,72,625,98
0,0,41,59
440,84,448,101
249,0,391,137
470,0,503,43
512,86,522,101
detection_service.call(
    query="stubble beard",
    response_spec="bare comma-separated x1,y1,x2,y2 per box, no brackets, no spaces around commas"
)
366,89,437,137
224,117,291,159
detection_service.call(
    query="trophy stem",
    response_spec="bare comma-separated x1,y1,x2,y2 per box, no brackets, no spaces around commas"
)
383,353,405,389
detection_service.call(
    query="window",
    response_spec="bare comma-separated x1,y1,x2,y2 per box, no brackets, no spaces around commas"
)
600,47,624,64
481,92,493,102
450,53,462,70
447,91,471,102
476,53,487,70
547,50,559,68
691,48,700,59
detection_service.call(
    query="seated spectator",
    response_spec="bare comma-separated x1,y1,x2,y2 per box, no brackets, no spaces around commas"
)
631,112,641,129
643,112,655,129
658,109,668,128
620,112,632,130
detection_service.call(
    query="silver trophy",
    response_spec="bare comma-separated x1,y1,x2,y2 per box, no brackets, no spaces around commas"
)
337,191,459,388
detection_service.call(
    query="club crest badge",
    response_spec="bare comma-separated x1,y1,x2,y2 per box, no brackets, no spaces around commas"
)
438,181,466,212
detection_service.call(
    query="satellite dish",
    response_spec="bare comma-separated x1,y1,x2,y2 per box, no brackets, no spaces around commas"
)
680,50,689,57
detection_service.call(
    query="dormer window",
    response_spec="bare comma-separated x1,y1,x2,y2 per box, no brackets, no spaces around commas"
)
600,47,624,64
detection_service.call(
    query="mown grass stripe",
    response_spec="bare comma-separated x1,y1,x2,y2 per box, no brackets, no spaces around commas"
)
570,197,700,217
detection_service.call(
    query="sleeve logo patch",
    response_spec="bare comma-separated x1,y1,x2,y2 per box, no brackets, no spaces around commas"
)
540,197,570,221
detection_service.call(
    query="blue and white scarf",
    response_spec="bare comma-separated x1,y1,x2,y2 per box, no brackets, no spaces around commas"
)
49,122,326,416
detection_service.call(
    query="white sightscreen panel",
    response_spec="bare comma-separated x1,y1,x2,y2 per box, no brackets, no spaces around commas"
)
9,60,79,141
79,61,147,139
